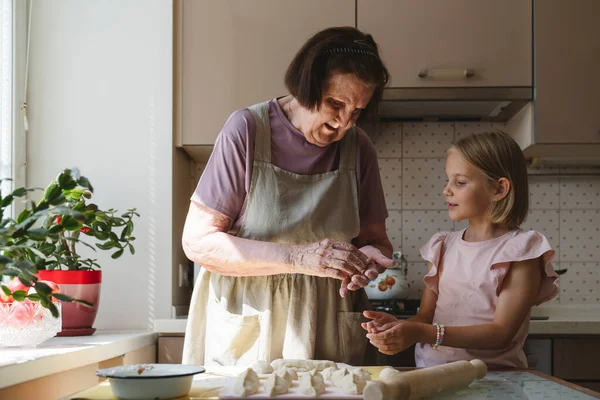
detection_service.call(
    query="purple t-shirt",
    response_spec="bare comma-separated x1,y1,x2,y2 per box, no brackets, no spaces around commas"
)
192,98,388,235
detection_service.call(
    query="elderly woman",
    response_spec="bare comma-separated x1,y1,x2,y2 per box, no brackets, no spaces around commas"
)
182,27,393,366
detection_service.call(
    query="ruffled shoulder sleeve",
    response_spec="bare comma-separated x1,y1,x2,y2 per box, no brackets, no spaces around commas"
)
491,230,559,305
419,232,449,295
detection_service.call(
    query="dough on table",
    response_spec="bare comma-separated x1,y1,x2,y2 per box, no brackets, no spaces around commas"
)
264,373,290,396
275,368,297,384
339,372,367,395
349,367,372,383
321,366,339,380
270,359,336,372
299,370,326,396
330,367,351,387
250,360,274,374
233,368,260,397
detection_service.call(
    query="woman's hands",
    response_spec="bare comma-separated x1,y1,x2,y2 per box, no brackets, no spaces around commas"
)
362,311,420,355
291,239,372,280
290,240,394,297
340,245,395,296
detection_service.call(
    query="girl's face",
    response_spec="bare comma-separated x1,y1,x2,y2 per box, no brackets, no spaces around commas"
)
443,149,497,222
302,73,374,147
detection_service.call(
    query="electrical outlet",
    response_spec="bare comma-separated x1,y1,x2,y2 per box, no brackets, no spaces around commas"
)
178,263,190,288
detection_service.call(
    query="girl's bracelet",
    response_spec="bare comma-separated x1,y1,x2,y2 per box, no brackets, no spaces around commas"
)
432,322,445,349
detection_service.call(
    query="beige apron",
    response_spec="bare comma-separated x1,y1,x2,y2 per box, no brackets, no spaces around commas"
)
182,102,370,367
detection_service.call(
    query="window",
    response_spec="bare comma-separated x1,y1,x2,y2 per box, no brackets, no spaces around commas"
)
0,0,27,218
1,0,12,195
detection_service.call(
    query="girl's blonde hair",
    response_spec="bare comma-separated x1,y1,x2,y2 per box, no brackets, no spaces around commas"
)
450,131,528,229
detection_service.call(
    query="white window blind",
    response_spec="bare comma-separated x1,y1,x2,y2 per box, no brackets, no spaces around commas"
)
0,0,12,198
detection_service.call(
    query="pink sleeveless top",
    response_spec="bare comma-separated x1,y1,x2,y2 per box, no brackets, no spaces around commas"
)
414,229,559,368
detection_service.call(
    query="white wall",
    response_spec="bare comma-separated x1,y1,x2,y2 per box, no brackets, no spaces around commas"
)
27,0,173,329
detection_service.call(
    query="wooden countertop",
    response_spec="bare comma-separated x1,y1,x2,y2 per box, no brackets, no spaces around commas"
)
68,366,600,399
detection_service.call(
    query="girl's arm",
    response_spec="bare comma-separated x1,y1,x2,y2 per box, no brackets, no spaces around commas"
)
415,257,542,350
408,262,438,324
367,257,542,354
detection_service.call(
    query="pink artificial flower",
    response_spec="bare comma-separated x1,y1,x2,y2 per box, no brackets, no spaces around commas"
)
0,303,11,327
10,302,39,329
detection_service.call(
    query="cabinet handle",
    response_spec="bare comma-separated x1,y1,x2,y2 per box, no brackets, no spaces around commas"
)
417,68,475,79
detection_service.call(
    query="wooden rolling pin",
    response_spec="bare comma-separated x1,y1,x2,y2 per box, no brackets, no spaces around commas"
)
364,359,487,400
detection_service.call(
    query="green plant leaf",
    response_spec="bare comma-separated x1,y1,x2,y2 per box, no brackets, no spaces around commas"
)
1,194,13,207
75,298,94,307
128,243,135,255
26,293,41,301
12,290,27,301
11,187,28,197
16,209,32,224
43,182,61,202
78,176,93,191
26,228,48,241
48,302,59,318
62,217,82,231
48,193,66,206
52,293,74,302
111,249,124,259
1,285,10,296
96,242,116,250
34,281,51,293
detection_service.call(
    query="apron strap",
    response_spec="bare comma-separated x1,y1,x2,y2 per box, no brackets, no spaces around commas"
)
338,127,357,171
247,102,272,163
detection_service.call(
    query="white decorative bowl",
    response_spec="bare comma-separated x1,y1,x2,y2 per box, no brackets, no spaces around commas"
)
0,302,61,347
96,364,205,400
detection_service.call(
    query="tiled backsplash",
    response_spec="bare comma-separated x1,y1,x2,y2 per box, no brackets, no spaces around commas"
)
372,122,600,305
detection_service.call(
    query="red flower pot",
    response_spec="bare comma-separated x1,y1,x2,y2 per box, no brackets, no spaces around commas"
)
36,270,101,336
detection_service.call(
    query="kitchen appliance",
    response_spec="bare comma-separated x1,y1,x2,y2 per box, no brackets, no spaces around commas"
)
364,251,409,300
378,87,532,121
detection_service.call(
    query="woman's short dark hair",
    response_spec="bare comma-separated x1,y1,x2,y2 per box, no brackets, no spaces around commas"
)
284,26,389,123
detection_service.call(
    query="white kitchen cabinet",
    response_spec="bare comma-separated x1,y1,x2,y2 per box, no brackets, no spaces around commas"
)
357,0,532,88
534,0,600,145
176,0,354,150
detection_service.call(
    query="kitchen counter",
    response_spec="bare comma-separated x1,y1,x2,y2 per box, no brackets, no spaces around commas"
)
69,367,600,399
0,330,158,390
154,305,600,335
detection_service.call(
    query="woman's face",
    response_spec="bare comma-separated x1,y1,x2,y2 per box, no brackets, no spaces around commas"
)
303,73,374,147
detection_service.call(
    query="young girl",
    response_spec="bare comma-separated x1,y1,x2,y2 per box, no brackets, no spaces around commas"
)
362,131,558,368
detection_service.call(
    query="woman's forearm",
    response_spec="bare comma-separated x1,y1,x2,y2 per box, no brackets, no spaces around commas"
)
182,231,296,276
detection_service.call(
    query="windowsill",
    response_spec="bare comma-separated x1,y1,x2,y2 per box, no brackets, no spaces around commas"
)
0,330,158,389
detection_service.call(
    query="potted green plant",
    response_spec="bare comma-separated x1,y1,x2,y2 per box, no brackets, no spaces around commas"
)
1,168,139,336
1,178,81,346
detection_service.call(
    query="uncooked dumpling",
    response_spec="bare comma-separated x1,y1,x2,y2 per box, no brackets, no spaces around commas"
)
276,368,296,385
250,360,274,374
233,368,260,397
349,367,372,382
264,373,290,396
339,371,367,395
270,359,336,372
299,370,326,396
330,367,350,387
321,366,339,380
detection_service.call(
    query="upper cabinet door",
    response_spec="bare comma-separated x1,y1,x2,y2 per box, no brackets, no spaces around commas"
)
180,0,355,146
357,0,532,88
534,0,600,144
